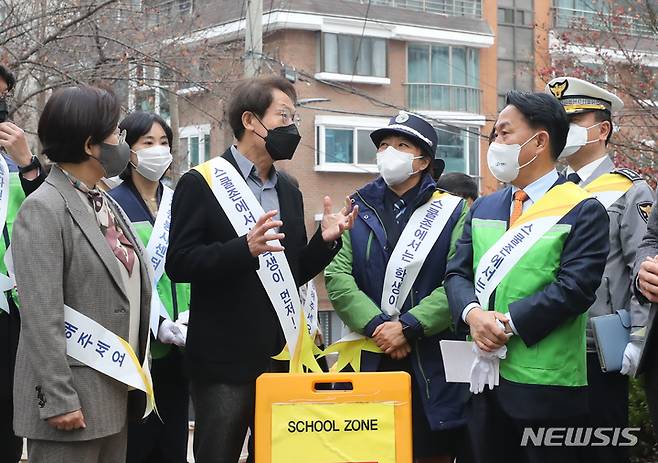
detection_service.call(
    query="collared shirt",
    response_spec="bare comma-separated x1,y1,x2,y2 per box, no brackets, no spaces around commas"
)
564,155,608,184
231,145,280,221
509,168,559,216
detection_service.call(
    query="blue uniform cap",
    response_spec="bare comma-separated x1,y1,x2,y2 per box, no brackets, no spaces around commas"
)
370,111,444,176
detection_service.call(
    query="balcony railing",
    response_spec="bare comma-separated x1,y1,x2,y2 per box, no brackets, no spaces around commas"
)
553,6,654,37
350,0,482,19
406,83,481,113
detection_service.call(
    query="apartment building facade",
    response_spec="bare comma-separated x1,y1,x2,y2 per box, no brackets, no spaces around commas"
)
125,0,493,342
130,0,656,343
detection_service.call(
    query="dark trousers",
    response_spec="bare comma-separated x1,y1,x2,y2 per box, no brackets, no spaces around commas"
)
584,353,629,463
1,397,21,463
644,350,658,437
127,349,189,463
190,379,254,463
467,389,585,463
378,353,467,459
1,302,21,463
189,360,286,463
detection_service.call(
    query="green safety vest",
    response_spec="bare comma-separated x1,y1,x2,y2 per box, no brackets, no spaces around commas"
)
133,220,191,359
0,173,28,307
471,218,587,387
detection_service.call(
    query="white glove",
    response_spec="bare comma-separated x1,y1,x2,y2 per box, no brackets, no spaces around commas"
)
157,318,186,347
469,321,508,394
176,311,189,325
176,322,188,341
469,343,507,394
620,341,642,377
469,354,494,394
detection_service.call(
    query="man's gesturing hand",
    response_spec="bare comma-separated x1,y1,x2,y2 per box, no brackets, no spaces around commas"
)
0,122,32,167
321,196,358,243
247,210,285,257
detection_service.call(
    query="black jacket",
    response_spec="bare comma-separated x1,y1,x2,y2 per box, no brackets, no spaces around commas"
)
166,148,340,384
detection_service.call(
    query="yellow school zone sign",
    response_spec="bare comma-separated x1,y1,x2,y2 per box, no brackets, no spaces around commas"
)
255,372,412,463
271,402,396,463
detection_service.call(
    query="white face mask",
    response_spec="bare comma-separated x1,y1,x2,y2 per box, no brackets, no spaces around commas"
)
559,122,602,158
486,133,540,184
376,146,423,187
132,145,173,182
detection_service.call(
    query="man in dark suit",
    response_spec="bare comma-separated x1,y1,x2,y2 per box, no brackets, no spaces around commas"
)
166,76,356,463
0,63,46,463
634,203,658,435
444,91,610,463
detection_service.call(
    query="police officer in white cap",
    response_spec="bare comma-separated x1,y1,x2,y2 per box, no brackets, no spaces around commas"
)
546,76,654,463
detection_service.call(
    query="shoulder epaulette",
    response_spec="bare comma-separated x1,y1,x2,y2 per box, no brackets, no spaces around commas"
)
612,168,643,182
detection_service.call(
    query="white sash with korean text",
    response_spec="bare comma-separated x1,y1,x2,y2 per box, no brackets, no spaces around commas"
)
145,186,174,334
300,279,319,337
0,155,14,312
194,157,303,361
337,191,462,342
381,191,462,318
64,305,156,418
474,183,589,308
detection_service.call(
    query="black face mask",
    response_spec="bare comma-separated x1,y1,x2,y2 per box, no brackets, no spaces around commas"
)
254,115,301,161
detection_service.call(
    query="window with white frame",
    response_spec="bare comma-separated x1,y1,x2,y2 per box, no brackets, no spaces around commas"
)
321,33,387,78
408,43,480,113
316,115,480,177
179,124,211,168
435,125,480,178
315,116,388,172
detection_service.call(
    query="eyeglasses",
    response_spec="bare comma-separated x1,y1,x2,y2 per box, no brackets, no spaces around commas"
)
279,109,301,127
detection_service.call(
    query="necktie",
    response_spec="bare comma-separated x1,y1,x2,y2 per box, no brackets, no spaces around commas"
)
88,190,136,276
510,189,529,227
393,198,406,226
567,172,582,185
